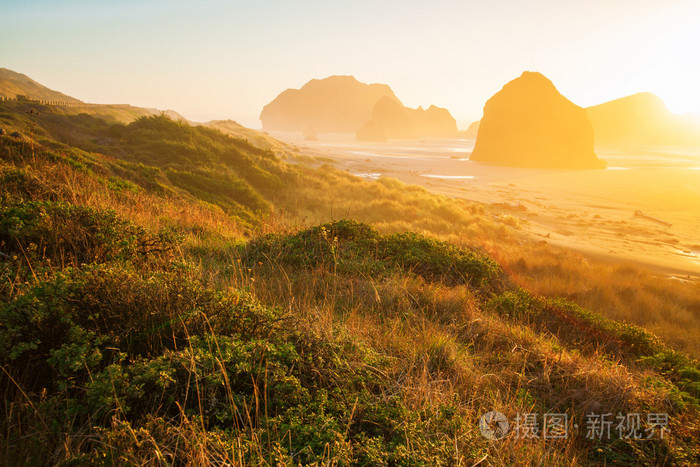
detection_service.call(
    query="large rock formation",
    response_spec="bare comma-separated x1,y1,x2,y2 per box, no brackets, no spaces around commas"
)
366,96,418,139
411,105,458,138
260,75,399,133
356,97,457,141
586,93,700,147
356,120,388,142
262,75,458,139
464,120,480,139
470,72,605,169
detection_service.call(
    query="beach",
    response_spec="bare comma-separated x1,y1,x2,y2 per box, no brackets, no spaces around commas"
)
275,133,700,278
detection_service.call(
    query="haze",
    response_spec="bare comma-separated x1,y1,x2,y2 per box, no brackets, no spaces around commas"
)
2,0,700,127
3,1,700,463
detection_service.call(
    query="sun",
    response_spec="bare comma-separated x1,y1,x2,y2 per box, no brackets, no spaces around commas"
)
643,3,700,116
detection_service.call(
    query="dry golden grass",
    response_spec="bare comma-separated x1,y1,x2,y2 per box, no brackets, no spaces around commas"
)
488,240,700,358
262,161,700,360
13,138,700,361
213,248,695,465
2,132,699,464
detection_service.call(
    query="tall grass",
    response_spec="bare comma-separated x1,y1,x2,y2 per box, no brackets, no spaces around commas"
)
1,114,699,464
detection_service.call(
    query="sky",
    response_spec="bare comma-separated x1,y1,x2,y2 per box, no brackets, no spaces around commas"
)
2,0,700,129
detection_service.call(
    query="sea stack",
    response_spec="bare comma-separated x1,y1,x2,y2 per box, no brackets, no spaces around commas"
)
411,105,458,138
356,120,388,142
367,96,418,139
470,72,605,169
356,97,458,141
260,75,399,133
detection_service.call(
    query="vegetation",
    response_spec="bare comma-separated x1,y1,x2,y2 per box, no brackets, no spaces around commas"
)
0,105,698,465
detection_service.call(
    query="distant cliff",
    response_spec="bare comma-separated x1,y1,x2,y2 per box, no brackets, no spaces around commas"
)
470,72,605,169
260,76,400,133
586,93,700,147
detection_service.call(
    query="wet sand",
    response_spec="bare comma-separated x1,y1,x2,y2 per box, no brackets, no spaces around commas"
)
274,133,700,278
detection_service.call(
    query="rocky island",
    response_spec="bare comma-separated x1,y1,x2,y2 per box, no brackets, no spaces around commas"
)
470,71,605,169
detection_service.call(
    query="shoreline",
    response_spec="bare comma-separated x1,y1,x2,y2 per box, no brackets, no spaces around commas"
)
274,132,700,279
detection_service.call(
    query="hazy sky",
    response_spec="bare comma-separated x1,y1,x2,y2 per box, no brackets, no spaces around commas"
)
2,0,699,128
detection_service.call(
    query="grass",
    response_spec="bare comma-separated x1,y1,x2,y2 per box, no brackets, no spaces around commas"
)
0,110,698,465
493,241,700,358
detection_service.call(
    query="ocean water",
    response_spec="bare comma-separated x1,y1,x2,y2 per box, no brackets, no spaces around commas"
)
307,136,700,181
421,174,475,179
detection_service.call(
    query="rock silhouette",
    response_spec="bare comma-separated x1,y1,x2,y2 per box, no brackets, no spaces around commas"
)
262,75,458,139
411,105,458,138
464,120,480,138
470,72,604,169
586,92,700,147
366,96,418,139
260,75,399,133
356,120,387,142
357,97,457,141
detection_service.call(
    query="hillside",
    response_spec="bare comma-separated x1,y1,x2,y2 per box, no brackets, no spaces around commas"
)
0,68,82,103
586,92,700,147
0,67,184,124
205,119,298,157
0,99,699,464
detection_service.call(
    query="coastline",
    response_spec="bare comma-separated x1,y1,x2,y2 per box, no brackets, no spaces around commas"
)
272,132,700,278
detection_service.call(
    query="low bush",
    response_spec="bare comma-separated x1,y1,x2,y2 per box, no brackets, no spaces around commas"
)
0,201,175,266
243,219,506,293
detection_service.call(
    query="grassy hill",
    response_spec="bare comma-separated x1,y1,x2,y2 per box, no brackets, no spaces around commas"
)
0,68,184,125
0,102,699,464
205,119,297,156
0,68,82,103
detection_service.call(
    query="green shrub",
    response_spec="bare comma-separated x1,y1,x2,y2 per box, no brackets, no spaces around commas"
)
243,220,505,293
0,167,59,202
0,264,286,392
0,200,174,265
487,289,542,320
166,167,270,219
487,290,700,407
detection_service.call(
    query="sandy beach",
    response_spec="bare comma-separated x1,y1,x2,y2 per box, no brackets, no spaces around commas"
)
273,133,700,278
